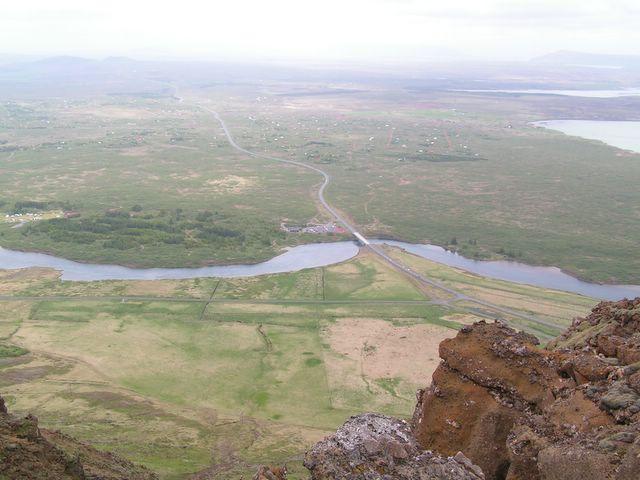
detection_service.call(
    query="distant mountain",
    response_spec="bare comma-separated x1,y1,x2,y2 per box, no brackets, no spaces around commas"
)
0,55,154,78
0,55,100,77
0,55,164,99
31,55,95,66
532,50,640,69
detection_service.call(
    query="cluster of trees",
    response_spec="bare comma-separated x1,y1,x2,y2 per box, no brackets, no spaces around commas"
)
8,200,73,214
20,207,277,251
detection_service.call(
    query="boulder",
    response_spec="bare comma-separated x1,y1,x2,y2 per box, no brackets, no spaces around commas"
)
304,413,484,479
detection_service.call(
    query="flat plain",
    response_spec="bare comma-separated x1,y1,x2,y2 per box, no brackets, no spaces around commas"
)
0,96,336,267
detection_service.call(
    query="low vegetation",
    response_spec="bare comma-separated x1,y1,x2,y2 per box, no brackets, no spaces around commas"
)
2,86,640,281
0,96,331,267
5,207,285,267
0,343,28,358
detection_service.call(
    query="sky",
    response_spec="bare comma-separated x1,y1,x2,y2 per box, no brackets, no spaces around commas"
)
2,0,640,62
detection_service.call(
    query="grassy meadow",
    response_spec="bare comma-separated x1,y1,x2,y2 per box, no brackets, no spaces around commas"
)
0,248,596,478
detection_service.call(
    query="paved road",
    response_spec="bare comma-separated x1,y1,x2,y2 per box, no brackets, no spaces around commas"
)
201,106,556,329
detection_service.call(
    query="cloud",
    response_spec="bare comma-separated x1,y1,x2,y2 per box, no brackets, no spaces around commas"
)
392,0,639,27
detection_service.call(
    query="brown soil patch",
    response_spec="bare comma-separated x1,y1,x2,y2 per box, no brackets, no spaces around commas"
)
206,175,255,194
0,365,53,386
169,170,202,180
325,318,456,385
124,280,180,297
458,284,587,320
441,313,482,325
120,146,152,157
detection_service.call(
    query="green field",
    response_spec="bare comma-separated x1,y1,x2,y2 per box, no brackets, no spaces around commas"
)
0,248,596,478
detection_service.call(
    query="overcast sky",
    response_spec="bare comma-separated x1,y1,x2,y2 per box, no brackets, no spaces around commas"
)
2,0,639,62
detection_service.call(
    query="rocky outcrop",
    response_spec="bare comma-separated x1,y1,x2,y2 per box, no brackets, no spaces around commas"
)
0,397,157,480
412,298,640,480
301,298,640,480
412,322,573,478
303,413,484,479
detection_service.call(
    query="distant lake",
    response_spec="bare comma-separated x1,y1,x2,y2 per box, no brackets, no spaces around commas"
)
534,120,640,153
454,88,640,98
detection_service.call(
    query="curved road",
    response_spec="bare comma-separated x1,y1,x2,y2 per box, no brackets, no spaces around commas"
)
203,105,555,329
203,107,359,238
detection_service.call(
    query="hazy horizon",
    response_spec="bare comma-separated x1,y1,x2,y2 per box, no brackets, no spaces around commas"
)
2,0,639,63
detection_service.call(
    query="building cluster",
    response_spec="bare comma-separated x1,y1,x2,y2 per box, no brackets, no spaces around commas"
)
281,222,347,235
3,210,70,224
4,212,49,223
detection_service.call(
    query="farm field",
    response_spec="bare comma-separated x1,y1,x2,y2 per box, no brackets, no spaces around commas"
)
0,248,595,478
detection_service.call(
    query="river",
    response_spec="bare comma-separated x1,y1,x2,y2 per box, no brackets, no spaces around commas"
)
2,240,639,301
370,240,640,301
0,243,359,281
